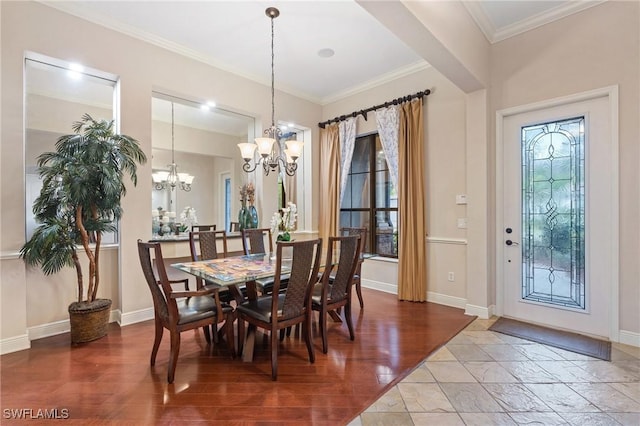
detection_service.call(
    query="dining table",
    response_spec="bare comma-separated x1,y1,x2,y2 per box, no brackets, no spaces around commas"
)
171,253,292,362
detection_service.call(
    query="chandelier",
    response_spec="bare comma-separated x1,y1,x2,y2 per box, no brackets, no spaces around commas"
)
152,102,194,191
237,7,303,177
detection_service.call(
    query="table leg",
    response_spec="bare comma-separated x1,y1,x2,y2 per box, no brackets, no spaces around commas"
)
240,280,258,362
242,324,257,362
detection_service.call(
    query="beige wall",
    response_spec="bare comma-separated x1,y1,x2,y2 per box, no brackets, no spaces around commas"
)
489,1,640,335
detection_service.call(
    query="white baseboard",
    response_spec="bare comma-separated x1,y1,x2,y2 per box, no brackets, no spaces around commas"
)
27,309,122,342
28,319,70,341
2,308,150,355
119,307,154,326
0,334,30,355
465,303,493,319
427,292,467,310
619,329,640,348
361,278,397,295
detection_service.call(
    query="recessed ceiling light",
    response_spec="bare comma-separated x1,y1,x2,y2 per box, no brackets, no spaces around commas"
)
200,105,210,111
207,101,216,108
67,62,84,79
68,63,84,72
317,48,335,58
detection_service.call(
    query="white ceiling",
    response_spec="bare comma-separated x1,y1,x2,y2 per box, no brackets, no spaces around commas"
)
44,0,604,104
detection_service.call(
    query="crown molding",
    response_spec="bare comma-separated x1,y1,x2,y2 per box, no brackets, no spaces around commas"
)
319,61,431,106
462,1,495,44
492,0,606,43
464,0,606,44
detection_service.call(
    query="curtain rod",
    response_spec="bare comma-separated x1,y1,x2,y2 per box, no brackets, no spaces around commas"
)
317,89,431,129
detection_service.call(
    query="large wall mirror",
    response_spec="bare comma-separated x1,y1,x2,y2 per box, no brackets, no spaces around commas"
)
25,54,118,243
151,92,255,236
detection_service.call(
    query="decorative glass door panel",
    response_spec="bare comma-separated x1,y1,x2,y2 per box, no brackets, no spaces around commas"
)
502,92,614,338
521,117,585,309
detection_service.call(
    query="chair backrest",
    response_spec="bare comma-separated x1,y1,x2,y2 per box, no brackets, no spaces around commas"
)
324,235,360,301
192,224,216,232
137,240,177,325
273,239,322,319
241,228,273,255
229,222,240,232
340,227,368,261
189,230,228,261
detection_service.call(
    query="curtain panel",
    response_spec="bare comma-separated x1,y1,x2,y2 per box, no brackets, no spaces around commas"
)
397,99,427,301
375,105,400,190
338,118,356,205
318,124,340,246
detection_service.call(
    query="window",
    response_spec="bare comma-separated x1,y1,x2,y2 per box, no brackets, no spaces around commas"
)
340,134,398,257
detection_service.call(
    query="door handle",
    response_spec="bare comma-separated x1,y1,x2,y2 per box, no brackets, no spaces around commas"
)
505,240,519,246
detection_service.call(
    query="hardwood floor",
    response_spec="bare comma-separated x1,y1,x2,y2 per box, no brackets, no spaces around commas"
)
1,289,474,425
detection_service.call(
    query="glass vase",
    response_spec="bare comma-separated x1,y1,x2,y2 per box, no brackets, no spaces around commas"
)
248,205,259,229
238,204,250,231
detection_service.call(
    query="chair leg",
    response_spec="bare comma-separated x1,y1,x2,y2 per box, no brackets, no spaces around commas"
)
203,326,211,344
270,327,279,381
212,323,220,344
167,331,181,384
320,306,328,354
237,316,245,355
305,314,315,363
151,317,163,366
355,279,364,309
345,301,355,341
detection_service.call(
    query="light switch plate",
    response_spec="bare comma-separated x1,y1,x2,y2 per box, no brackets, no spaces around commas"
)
457,218,467,229
456,194,467,205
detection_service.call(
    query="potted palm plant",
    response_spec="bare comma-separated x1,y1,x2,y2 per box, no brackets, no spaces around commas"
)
20,114,146,343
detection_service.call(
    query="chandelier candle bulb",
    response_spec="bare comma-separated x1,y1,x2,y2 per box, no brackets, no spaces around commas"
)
285,140,303,160
238,142,257,160
256,137,276,156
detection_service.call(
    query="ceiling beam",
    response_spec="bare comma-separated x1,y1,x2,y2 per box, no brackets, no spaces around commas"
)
357,0,489,93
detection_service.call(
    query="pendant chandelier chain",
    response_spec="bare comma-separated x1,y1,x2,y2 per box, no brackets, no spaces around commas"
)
171,102,175,163
270,14,275,131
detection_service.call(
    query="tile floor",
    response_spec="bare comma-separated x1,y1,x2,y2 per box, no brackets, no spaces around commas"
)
350,317,640,425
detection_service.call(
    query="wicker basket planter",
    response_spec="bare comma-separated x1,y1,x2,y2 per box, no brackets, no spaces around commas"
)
68,299,112,344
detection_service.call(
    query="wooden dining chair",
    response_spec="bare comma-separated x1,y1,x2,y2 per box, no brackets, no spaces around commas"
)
241,228,288,295
189,230,239,304
137,240,235,383
189,230,228,264
241,227,273,256
229,222,240,232
339,227,368,309
312,235,361,353
236,238,322,380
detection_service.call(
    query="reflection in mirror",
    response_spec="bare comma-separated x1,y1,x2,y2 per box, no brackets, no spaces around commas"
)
151,93,255,237
25,55,117,242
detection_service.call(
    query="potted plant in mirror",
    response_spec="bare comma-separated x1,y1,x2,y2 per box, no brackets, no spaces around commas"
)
20,114,147,344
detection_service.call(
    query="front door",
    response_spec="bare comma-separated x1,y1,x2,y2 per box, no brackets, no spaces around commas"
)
500,91,617,339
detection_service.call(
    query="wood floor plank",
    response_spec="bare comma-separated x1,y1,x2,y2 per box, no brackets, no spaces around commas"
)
1,288,474,425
